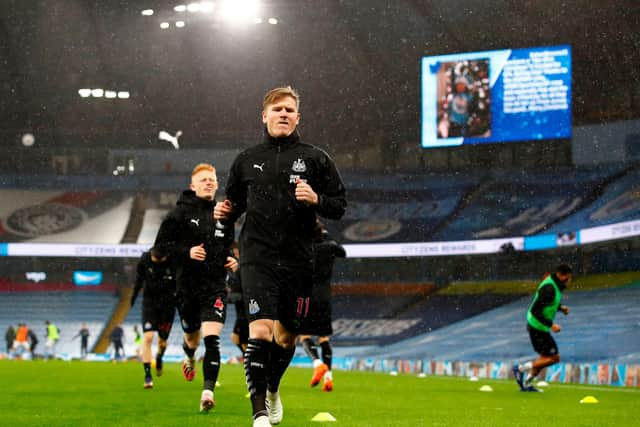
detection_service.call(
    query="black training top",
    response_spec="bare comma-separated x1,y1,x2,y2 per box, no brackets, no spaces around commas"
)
225,129,347,266
154,190,234,289
131,250,176,306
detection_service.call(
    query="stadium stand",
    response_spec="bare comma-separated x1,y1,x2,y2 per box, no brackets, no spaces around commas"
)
432,166,624,240
0,290,118,358
346,285,640,364
546,167,640,232
0,190,134,244
0,164,635,246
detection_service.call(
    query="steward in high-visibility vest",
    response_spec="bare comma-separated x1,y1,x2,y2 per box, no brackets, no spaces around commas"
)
46,322,60,341
45,320,60,360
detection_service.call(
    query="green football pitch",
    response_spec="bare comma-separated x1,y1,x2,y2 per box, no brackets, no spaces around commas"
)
1,360,638,426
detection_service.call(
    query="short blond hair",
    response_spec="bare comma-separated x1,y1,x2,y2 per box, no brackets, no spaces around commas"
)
263,86,300,111
191,163,216,177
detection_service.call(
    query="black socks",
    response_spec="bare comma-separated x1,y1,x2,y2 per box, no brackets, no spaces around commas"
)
245,339,270,418
267,340,295,393
301,338,320,360
203,335,221,391
320,341,332,370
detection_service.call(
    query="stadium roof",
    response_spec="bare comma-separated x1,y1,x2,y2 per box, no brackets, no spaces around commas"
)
0,0,638,149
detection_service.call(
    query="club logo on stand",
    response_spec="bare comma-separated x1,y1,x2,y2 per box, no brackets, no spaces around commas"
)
6,203,86,237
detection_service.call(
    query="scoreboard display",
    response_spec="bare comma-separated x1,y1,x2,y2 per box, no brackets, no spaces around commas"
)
421,45,571,148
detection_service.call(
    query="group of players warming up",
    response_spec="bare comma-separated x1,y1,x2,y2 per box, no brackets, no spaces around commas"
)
132,86,347,426
129,85,572,425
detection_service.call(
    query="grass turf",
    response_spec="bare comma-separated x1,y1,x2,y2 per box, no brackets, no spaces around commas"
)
1,360,638,426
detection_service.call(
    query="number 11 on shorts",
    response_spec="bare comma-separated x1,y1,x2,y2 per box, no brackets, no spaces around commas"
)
296,297,310,318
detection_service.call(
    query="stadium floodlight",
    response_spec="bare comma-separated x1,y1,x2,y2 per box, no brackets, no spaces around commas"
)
176,20,185,28
174,5,187,12
219,0,260,23
253,17,262,24
200,2,214,13
268,17,278,25
187,2,201,12
21,133,35,147
160,22,170,29
78,88,91,98
141,9,154,16
91,88,104,98
117,91,130,99
105,90,117,99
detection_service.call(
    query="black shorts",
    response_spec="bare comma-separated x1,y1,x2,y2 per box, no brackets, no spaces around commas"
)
300,300,332,336
142,300,176,340
527,324,559,356
177,287,227,334
241,263,313,333
233,300,249,344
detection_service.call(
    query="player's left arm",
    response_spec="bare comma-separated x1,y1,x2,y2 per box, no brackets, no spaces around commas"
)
311,151,347,220
220,217,237,272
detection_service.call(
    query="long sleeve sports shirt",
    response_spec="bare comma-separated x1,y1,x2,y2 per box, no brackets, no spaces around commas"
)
225,130,346,267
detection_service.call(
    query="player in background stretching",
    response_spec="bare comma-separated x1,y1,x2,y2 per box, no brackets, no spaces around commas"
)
299,219,345,392
155,163,237,413
215,86,346,427
513,263,572,392
130,247,177,388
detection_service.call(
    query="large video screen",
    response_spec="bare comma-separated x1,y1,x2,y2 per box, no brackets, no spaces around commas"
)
421,45,571,148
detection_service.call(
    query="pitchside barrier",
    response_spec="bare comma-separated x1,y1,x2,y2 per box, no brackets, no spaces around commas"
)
1,218,639,258
16,352,635,388
290,356,640,388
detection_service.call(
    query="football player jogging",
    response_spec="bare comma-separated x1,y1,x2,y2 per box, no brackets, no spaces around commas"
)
513,263,572,392
299,219,346,392
154,163,237,413
72,323,90,359
130,247,177,389
215,86,347,427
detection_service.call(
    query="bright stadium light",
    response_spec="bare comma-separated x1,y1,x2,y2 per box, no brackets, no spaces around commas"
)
78,88,91,97
160,22,170,29
91,88,104,98
219,0,260,23
174,5,187,12
117,91,130,99
21,133,35,147
253,17,262,24
187,2,201,12
268,17,278,25
200,2,214,13
105,90,117,99
141,9,154,16
176,20,185,28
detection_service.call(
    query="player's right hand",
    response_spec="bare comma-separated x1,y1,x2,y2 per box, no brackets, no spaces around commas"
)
214,199,233,220
551,323,561,333
190,243,206,261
